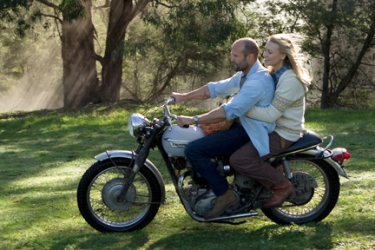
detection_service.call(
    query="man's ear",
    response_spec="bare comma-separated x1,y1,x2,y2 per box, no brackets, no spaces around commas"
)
247,53,255,62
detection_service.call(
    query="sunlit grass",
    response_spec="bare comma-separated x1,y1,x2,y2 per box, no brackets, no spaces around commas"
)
0,106,375,249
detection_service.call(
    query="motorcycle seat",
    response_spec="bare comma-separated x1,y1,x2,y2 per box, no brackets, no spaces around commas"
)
281,130,323,154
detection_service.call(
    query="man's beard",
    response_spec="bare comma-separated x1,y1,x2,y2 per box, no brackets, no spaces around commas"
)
233,60,247,72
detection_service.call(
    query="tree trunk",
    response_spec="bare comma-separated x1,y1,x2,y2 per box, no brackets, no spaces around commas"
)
320,0,337,109
332,8,375,105
61,0,99,109
100,0,131,103
100,0,150,103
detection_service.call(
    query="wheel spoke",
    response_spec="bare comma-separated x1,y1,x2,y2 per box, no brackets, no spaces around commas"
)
262,157,340,224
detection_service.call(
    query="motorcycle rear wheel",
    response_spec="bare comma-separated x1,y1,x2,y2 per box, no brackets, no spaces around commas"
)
262,156,340,225
77,158,163,232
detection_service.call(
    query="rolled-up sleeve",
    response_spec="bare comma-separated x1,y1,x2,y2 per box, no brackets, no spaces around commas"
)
222,79,266,120
207,73,241,99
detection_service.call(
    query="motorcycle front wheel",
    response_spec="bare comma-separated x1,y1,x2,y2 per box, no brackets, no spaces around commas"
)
262,156,340,225
77,158,163,232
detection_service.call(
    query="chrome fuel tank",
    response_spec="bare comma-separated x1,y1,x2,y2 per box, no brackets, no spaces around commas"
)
161,124,204,157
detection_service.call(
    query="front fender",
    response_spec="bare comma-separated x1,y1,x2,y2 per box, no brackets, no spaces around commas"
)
297,149,348,178
95,150,166,202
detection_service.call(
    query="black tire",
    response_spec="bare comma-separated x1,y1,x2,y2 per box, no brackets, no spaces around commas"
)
77,158,163,232
262,156,340,225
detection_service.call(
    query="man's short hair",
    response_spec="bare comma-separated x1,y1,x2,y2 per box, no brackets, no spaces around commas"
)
236,38,259,57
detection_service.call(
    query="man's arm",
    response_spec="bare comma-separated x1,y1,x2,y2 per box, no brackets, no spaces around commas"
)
176,106,227,128
221,79,267,120
171,85,211,103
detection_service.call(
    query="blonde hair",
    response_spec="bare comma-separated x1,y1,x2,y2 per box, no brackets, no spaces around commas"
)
268,33,312,84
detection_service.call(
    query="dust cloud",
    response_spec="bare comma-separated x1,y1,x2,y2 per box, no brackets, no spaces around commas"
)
0,40,63,113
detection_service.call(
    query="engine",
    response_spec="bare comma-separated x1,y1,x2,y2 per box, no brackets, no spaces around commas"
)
182,163,269,216
183,183,216,216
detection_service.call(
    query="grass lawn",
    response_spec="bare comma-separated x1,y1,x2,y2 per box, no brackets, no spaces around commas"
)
0,104,374,250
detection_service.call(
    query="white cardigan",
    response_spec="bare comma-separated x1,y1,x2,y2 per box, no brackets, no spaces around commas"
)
246,69,309,142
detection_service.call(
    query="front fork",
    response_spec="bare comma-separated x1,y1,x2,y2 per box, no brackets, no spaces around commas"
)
113,151,140,203
116,130,158,202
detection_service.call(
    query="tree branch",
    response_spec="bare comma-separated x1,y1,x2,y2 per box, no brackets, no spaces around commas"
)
40,13,62,23
131,0,152,19
35,0,59,9
360,61,375,67
93,0,111,9
152,0,179,8
93,53,105,66
357,66,375,88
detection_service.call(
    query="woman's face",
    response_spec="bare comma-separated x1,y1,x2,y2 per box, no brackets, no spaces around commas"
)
263,41,285,71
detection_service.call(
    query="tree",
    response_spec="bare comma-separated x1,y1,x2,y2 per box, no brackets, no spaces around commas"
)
245,0,375,109
0,0,99,108
98,0,248,104
0,0,247,109
120,0,247,103
61,0,100,108
97,0,151,103
0,0,152,108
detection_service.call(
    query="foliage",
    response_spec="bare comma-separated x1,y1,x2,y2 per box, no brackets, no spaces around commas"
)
1,0,375,110
58,0,86,21
119,0,248,103
0,20,63,112
0,105,375,249
149,0,244,49
243,0,375,109
0,0,47,37
0,26,28,81
337,87,375,109
1,0,251,108
0,0,98,110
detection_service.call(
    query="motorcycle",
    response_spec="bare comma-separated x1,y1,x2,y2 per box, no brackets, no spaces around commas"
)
77,97,351,232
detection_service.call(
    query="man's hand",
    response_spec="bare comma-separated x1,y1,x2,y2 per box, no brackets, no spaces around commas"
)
170,92,185,104
177,115,194,128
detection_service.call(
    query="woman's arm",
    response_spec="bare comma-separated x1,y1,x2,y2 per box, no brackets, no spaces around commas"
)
246,73,305,122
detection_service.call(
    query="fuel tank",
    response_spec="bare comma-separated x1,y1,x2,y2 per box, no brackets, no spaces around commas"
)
161,124,204,157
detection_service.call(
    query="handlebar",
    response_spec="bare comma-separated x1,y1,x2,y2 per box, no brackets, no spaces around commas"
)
164,97,177,127
162,97,191,129
165,96,175,106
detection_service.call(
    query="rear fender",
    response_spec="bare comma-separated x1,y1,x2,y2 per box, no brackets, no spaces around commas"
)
295,149,348,178
95,150,166,202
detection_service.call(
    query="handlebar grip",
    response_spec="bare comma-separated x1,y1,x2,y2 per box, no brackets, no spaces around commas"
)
167,96,176,104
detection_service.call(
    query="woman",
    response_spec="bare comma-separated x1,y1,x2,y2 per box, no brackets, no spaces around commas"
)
230,33,312,208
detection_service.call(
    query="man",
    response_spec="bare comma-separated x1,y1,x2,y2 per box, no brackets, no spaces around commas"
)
170,38,275,220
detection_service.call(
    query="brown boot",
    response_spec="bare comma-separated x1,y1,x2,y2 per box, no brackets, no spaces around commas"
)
263,176,293,208
204,189,239,220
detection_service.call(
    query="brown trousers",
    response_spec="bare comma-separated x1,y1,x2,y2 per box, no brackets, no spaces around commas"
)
230,131,294,188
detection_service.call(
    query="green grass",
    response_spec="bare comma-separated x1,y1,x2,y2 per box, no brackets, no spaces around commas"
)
0,105,374,250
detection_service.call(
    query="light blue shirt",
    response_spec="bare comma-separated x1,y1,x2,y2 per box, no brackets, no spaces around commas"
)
207,60,276,156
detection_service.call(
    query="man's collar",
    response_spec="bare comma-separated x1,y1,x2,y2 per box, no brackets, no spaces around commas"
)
242,59,261,78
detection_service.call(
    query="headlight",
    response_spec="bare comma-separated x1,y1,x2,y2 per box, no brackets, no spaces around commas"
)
128,113,146,138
